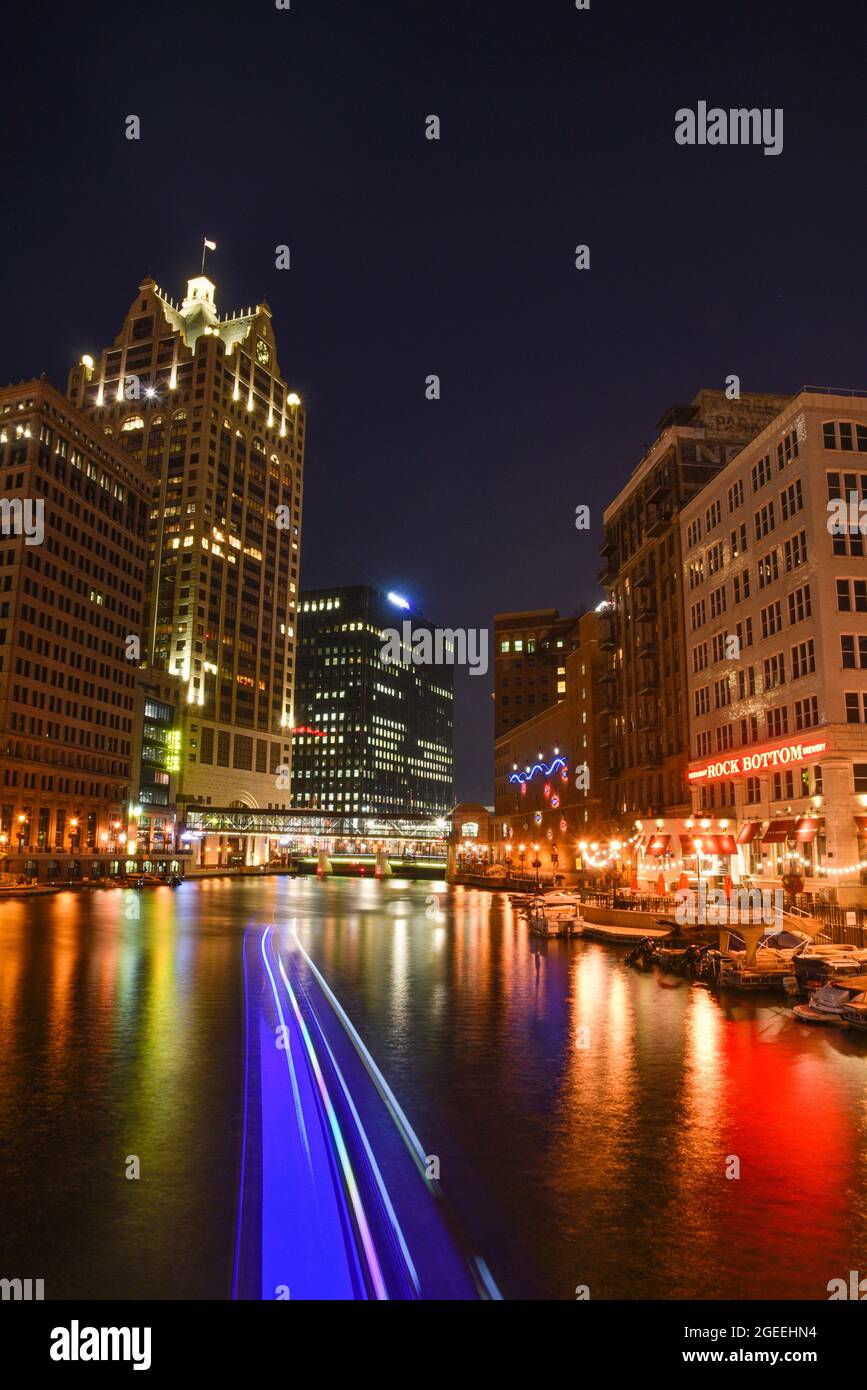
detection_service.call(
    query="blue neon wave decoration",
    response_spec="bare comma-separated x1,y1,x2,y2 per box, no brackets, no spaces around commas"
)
509,757,567,786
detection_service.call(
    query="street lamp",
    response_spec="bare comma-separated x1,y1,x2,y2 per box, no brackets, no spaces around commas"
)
532,842,541,890
17,813,28,853
518,842,526,880
68,817,79,855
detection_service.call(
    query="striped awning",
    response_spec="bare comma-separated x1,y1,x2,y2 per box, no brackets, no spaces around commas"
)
762,819,797,843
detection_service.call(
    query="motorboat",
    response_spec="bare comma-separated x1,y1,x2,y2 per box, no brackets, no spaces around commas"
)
527,910,584,939
792,943,867,986
523,894,584,938
794,977,867,1026
840,977,867,1030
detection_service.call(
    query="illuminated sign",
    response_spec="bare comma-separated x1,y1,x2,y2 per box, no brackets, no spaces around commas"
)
509,757,567,786
292,725,327,737
687,738,827,784
461,822,479,838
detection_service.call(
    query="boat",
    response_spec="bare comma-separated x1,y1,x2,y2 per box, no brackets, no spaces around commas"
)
527,911,583,939
792,943,867,986
794,978,867,1026
840,977,867,1030
523,894,584,938
793,1001,843,1025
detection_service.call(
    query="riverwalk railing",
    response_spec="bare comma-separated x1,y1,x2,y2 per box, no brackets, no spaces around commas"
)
793,895,867,947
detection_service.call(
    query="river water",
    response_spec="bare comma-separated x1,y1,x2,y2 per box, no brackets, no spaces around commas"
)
1,875,865,1300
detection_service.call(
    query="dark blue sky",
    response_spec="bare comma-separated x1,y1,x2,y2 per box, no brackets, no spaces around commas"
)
2,0,864,801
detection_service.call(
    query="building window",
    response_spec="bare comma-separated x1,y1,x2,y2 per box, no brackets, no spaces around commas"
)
841,636,867,669
787,585,811,624
746,776,761,804
751,454,772,492
794,696,819,730
837,579,867,613
791,640,815,679
822,420,867,451
767,705,788,738
845,692,867,723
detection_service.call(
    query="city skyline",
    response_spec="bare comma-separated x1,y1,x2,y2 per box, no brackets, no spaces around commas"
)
3,0,867,1334
4,0,866,801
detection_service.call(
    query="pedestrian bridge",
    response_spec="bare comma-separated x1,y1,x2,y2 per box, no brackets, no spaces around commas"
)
181,808,449,843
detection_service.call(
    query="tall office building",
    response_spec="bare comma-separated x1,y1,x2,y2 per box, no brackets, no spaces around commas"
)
67,270,304,810
0,379,150,878
598,388,790,830
293,585,454,816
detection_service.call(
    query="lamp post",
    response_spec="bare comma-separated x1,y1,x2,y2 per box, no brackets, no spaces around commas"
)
532,843,541,891
68,817,79,856
0,831,7,872
518,842,526,882
17,813,28,854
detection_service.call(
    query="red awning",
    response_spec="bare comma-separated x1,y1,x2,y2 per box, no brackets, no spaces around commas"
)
855,816,867,838
646,834,670,857
736,822,762,845
699,834,721,853
712,834,737,855
679,834,697,854
762,819,797,843
795,817,821,843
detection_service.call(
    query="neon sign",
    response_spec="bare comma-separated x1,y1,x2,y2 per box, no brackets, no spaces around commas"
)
292,726,327,737
509,757,567,786
687,738,827,784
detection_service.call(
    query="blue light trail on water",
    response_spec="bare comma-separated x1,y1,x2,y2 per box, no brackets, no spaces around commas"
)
233,921,500,1300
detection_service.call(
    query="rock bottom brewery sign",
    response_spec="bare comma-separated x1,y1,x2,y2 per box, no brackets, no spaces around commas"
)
687,738,828,784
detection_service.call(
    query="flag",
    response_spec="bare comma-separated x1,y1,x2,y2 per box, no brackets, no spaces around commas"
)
204,238,217,250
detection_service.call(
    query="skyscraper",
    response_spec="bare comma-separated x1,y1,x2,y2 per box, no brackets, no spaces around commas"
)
293,585,454,816
67,271,304,812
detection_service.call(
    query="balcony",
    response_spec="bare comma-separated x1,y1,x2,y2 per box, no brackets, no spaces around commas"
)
646,474,672,505
635,600,658,623
597,562,617,586
637,659,659,694
646,507,672,538
639,750,662,768
637,710,660,733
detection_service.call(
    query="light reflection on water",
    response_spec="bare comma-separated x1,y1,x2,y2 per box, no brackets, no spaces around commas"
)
1,876,866,1299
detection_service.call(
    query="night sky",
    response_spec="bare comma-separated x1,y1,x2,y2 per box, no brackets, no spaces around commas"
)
3,0,865,802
